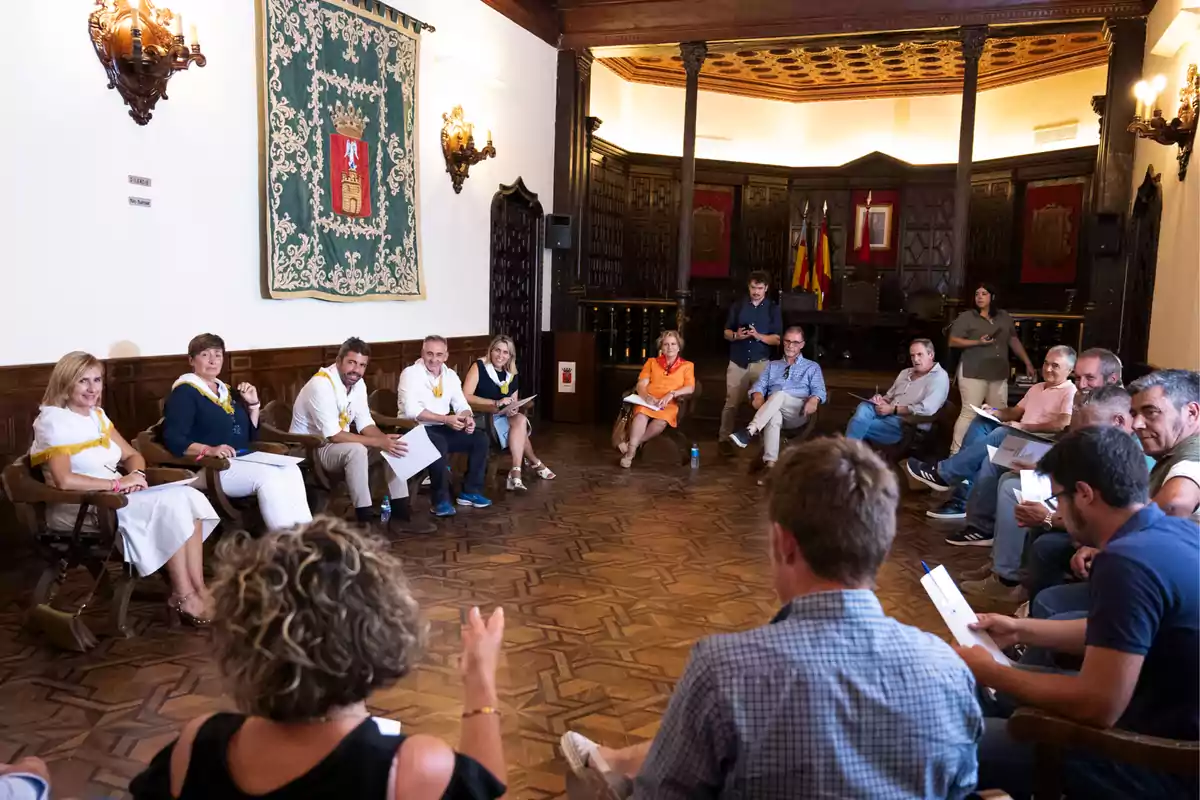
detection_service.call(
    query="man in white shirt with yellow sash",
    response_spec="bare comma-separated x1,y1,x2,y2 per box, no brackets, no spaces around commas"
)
291,337,434,533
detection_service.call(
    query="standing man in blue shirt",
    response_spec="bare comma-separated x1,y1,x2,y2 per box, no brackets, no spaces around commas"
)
961,426,1199,799
729,326,827,470
718,270,782,455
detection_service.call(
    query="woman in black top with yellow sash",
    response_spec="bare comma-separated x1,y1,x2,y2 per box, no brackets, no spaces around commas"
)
162,333,312,530
129,517,507,799
463,335,555,492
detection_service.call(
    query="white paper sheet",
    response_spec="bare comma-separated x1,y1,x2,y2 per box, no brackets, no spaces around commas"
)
380,424,443,482
921,565,1013,666
138,477,198,494
989,434,1053,470
970,404,1002,424
623,394,660,410
1019,470,1053,504
503,394,536,410
234,451,306,468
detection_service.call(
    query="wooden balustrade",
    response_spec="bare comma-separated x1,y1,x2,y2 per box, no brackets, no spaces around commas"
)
578,299,676,365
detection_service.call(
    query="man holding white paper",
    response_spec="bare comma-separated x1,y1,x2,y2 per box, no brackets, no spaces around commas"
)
844,338,949,444
399,336,492,517
958,426,1199,800
291,337,434,533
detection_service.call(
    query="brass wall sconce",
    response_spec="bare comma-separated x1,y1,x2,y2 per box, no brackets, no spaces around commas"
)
441,106,496,194
88,0,207,126
1128,64,1199,180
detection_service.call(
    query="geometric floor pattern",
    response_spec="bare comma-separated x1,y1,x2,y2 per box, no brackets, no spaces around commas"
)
0,425,990,798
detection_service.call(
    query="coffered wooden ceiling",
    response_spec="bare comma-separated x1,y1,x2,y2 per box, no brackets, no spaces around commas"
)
596,27,1110,103
481,0,1150,48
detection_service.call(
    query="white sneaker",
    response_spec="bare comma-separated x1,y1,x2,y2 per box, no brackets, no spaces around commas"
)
560,731,610,778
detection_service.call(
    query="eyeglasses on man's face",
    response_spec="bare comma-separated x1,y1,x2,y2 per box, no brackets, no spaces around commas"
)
783,339,804,347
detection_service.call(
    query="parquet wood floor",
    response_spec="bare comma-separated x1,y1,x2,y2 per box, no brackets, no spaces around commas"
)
0,427,988,799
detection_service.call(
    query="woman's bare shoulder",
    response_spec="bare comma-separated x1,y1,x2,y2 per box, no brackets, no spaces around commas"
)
391,734,456,800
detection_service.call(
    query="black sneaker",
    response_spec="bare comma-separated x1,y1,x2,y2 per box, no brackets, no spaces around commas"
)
906,458,950,491
927,498,967,520
945,526,994,546
729,428,754,448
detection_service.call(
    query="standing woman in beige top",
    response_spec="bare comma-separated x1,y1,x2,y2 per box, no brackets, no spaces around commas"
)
947,284,1036,453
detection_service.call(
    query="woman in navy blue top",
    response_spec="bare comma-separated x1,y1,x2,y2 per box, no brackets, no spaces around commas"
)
162,334,311,531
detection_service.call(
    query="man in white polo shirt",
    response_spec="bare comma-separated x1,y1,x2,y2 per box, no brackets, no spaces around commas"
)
291,337,434,533
398,335,492,517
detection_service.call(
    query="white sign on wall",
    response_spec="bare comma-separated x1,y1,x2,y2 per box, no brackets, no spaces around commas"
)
557,361,576,393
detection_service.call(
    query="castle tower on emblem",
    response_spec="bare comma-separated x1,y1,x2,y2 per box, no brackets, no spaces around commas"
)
331,102,372,218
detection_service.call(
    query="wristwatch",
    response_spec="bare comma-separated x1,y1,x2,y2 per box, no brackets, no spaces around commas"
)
1043,511,1054,529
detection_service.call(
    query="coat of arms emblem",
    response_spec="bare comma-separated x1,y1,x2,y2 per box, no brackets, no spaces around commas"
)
1030,203,1073,267
331,102,371,218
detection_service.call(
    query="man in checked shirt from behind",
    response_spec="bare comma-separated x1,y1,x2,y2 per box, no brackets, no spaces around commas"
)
561,437,983,799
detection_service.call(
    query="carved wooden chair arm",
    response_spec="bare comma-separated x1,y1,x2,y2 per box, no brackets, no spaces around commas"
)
144,467,197,485
373,412,418,431
1008,707,1200,775
902,413,938,427
259,423,326,450
251,441,290,456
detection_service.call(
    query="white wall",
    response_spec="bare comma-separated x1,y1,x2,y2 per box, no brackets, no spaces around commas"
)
591,62,1107,166
1141,0,1200,369
0,0,557,366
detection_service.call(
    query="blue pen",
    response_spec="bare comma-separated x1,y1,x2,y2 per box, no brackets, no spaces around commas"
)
921,560,932,575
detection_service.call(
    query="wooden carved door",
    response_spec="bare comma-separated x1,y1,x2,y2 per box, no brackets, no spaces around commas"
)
490,178,544,396
1120,167,1162,367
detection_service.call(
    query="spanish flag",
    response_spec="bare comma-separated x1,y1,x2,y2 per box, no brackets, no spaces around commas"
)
815,214,832,310
790,219,810,290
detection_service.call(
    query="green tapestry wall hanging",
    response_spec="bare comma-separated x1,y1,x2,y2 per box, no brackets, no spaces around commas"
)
261,0,424,301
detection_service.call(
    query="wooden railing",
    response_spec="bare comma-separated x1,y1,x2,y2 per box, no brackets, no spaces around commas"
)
579,299,676,366
1011,312,1085,374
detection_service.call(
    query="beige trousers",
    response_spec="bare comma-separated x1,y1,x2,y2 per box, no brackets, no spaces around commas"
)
720,359,768,441
749,392,809,464
317,442,408,509
952,365,1008,454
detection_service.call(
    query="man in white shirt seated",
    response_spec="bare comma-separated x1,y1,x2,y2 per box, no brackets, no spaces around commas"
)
398,335,492,517
844,338,950,444
290,337,434,534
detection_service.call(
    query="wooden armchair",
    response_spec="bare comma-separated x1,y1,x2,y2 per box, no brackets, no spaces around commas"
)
258,399,335,513
368,389,431,500
613,381,704,466
134,420,288,527
871,412,938,465
746,406,820,474
1,457,193,640
1008,708,1199,799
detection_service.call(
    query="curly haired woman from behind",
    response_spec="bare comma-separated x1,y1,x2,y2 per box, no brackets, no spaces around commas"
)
129,516,507,800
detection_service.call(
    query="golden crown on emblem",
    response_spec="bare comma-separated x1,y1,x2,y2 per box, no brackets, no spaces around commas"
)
333,102,368,139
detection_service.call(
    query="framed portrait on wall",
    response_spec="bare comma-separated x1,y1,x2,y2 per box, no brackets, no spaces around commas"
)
854,204,893,251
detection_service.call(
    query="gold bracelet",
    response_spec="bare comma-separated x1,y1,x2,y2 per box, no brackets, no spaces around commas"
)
462,706,501,719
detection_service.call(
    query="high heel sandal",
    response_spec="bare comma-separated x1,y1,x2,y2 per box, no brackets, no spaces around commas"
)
506,468,527,491
527,460,556,480
169,594,212,628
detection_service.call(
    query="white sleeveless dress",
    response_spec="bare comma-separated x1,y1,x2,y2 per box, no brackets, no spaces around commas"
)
30,406,219,577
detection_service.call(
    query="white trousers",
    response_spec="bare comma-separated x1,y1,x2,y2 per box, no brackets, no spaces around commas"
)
316,442,408,509
749,392,809,464
720,360,768,441
198,460,312,531
953,364,1008,454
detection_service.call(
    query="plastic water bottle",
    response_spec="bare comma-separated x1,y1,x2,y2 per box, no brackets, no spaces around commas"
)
380,494,391,524
690,443,700,469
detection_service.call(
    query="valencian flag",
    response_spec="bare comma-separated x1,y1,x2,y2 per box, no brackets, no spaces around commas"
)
857,190,873,264
790,206,811,289
815,205,832,309
330,102,372,218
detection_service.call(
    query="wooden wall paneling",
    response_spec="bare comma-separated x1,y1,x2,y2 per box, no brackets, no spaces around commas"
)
588,151,628,292
966,174,1016,292
490,180,547,392
624,168,679,298
898,186,956,297
740,179,791,290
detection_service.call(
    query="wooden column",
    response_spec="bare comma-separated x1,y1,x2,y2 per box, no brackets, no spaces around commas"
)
1085,18,1145,354
949,26,988,300
549,50,593,332
674,41,707,333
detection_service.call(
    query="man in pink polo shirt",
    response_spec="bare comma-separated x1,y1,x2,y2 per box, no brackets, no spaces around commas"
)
907,345,1078,522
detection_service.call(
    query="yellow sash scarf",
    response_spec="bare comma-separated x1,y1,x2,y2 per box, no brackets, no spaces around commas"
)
30,409,113,466
174,374,234,415
316,369,352,431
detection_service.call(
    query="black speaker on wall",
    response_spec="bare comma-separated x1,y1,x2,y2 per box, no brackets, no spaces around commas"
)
547,214,572,250
1090,212,1124,256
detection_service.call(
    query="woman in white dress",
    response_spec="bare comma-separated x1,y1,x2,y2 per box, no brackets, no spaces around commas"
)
31,352,219,625
162,333,312,530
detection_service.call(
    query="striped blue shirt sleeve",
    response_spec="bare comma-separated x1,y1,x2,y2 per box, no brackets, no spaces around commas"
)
807,363,828,403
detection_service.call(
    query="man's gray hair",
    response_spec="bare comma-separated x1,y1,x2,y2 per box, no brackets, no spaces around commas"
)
1079,347,1123,385
1129,370,1200,410
1079,384,1131,415
910,338,935,355
1047,344,1077,367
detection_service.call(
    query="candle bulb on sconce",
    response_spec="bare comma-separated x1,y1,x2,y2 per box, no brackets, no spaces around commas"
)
440,105,496,193
172,12,183,38
190,23,199,48
1127,63,1199,181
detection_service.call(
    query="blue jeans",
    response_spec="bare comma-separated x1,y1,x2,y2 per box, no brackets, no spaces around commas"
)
975,471,1024,581
1025,531,1077,600
844,402,905,444
937,420,1007,485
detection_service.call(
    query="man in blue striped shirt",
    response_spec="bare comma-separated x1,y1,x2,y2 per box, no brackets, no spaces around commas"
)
729,326,827,468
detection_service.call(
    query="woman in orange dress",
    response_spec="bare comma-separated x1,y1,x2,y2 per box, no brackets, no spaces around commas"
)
619,330,696,468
